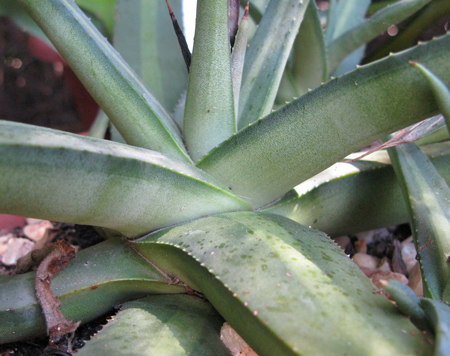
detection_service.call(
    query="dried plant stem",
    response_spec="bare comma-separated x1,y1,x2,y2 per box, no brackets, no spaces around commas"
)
166,0,191,72
35,241,80,343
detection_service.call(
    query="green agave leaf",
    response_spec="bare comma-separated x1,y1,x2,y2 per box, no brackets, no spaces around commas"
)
291,0,328,96
197,34,450,209
0,122,251,238
420,298,450,356
240,0,269,23
237,0,310,129
411,62,450,128
76,295,229,356
183,0,236,162
88,109,110,139
113,0,188,114
328,0,433,73
388,141,450,300
75,0,116,36
263,142,450,237
325,0,371,43
133,212,431,356
231,3,249,116
324,0,338,44
261,151,407,236
0,239,185,343
365,0,450,63
16,0,190,162
382,280,430,332
324,0,370,75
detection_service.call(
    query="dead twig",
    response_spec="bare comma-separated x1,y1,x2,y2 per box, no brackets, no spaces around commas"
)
35,241,80,346
166,0,191,72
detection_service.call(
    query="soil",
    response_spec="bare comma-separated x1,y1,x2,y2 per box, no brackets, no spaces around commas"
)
0,223,108,356
0,16,92,133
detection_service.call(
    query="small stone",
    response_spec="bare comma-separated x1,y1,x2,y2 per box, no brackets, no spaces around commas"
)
23,220,53,242
401,237,417,274
352,252,379,274
2,237,34,266
0,233,13,255
377,257,392,274
354,240,367,253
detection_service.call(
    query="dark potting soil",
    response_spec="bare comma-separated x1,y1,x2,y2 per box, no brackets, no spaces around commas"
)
0,16,84,132
0,223,109,356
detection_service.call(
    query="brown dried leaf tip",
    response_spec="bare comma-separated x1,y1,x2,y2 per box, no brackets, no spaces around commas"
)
229,0,240,47
35,241,80,344
166,0,191,72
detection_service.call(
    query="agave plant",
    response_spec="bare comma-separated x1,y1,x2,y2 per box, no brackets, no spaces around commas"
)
1,0,450,355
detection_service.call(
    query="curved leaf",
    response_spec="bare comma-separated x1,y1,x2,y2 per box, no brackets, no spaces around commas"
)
411,62,450,127
328,0,433,73
76,295,229,356
238,0,310,129
291,0,328,96
197,34,450,209
382,280,430,331
113,0,188,114
183,0,236,162
16,0,190,162
231,3,249,115
365,0,450,63
133,212,431,356
388,141,450,300
325,0,370,75
0,122,251,238
420,298,450,356
0,239,185,343
262,142,450,237
325,0,371,43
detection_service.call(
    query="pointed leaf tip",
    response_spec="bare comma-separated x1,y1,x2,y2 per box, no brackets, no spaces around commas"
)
166,0,191,72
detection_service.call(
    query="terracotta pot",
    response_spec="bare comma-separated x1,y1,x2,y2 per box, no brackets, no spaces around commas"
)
0,214,26,232
27,34,99,131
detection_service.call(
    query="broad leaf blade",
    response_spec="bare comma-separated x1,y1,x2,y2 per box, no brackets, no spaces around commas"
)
76,295,229,356
388,141,450,300
291,0,328,96
262,143,450,237
113,0,188,114
197,34,450,208
325,0,370,75
134,212,431,356
231,3,249,115
326,0,371,42
365,0,450,63
238,0,310,129
0,239,185,343
16,0,190,162
420,298,450,356
183,0,236,162
328,0,433,73
0,122,251,238
411,62,450,127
